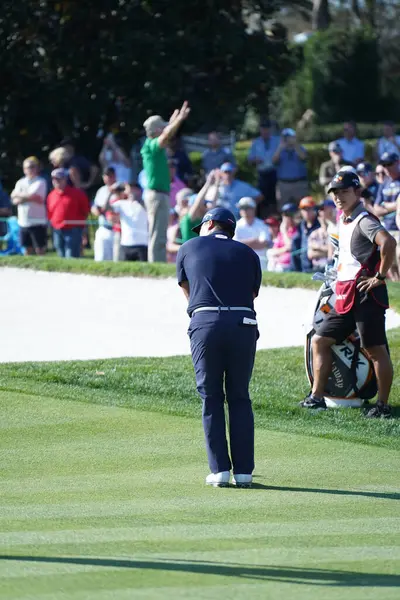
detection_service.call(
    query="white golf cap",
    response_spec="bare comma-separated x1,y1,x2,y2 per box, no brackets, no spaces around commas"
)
143,115,168,136
238,197,256,209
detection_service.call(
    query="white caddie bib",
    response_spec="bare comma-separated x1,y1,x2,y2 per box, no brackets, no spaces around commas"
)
337,211,369,282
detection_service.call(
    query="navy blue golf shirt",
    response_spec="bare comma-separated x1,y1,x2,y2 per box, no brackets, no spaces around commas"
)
176,232,262,316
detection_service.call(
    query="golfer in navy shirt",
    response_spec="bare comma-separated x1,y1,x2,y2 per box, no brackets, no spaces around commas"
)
176,207,262,488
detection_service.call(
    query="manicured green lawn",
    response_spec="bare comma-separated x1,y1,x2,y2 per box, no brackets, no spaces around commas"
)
1,393,399,600
1,260,399,598
1,338,399,452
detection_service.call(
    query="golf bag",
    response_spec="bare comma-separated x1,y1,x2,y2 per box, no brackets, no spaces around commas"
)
304,237,377,402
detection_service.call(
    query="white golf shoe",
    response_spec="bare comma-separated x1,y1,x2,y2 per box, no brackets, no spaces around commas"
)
232,474,252,488
206,471,230,487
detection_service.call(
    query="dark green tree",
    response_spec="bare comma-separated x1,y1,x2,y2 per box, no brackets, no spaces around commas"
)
275,26,382,126
0,0,294,183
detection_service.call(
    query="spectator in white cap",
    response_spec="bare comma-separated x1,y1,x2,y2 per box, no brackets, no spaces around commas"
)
272,128,308,209
205,162,262,218
141,102,190,263
233,197,272,271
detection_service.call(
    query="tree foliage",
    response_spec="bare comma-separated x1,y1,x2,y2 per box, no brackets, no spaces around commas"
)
0,0,294,179
274,26,384,126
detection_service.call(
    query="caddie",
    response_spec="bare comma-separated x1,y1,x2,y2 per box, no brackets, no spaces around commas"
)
301,170,396,418
176,207,262,487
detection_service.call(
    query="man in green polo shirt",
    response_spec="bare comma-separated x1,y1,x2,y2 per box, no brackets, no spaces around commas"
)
142,101,190,262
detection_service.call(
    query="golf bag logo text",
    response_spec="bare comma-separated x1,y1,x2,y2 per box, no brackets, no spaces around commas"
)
337,343,363,368
331,363,344,388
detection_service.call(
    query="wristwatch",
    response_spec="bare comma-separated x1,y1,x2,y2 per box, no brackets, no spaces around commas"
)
375,272,386,281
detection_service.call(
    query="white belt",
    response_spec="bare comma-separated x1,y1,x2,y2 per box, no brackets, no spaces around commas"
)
192,306,253,315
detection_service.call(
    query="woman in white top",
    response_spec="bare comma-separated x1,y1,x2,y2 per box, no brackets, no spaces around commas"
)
99,133,132,184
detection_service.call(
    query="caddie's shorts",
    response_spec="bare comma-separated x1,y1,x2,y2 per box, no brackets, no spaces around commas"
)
315,293,387,348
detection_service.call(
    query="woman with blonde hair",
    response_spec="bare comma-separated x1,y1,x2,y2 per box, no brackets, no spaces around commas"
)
49,147,69,169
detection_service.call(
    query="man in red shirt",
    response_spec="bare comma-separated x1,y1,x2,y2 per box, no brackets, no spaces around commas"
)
47,168,90,258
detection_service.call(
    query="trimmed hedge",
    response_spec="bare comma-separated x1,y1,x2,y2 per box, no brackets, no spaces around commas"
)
295,124,400,144
190,139,377,195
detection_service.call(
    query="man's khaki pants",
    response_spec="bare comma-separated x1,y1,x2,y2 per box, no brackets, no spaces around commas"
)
144,189,169,263
277,180,309,211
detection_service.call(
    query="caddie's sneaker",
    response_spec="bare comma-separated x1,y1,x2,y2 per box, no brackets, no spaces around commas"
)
364,403,392,419
299,394,327,411
206,471,230,487
232,474,252,488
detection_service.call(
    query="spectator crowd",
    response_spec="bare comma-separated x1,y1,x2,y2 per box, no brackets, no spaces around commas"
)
1,110,400,279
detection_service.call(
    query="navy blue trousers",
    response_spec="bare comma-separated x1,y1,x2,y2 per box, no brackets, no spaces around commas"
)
188,311,258,474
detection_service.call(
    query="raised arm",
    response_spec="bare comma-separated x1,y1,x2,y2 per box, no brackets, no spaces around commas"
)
272,138,285,165
188,170,220,221
158,102,191,149
294,141,307,161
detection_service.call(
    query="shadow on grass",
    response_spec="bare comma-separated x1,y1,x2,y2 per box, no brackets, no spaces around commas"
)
1,555,399,587
250,483,400,500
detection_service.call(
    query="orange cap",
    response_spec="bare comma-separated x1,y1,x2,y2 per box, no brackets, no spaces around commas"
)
299,196,316,209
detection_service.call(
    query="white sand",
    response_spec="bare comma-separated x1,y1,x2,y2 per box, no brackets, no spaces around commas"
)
1,267,399,363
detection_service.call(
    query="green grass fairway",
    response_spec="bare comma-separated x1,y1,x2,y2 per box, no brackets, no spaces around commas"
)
1,392,399,600
1,260,400,598
1,341,399,450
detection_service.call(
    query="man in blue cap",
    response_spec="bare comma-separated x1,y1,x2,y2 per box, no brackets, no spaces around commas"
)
205,162,262,219
176,207,262,487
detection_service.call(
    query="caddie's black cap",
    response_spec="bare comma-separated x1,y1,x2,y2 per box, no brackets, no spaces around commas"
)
379,151,399,166
327,171,361,194
192,207,236,235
